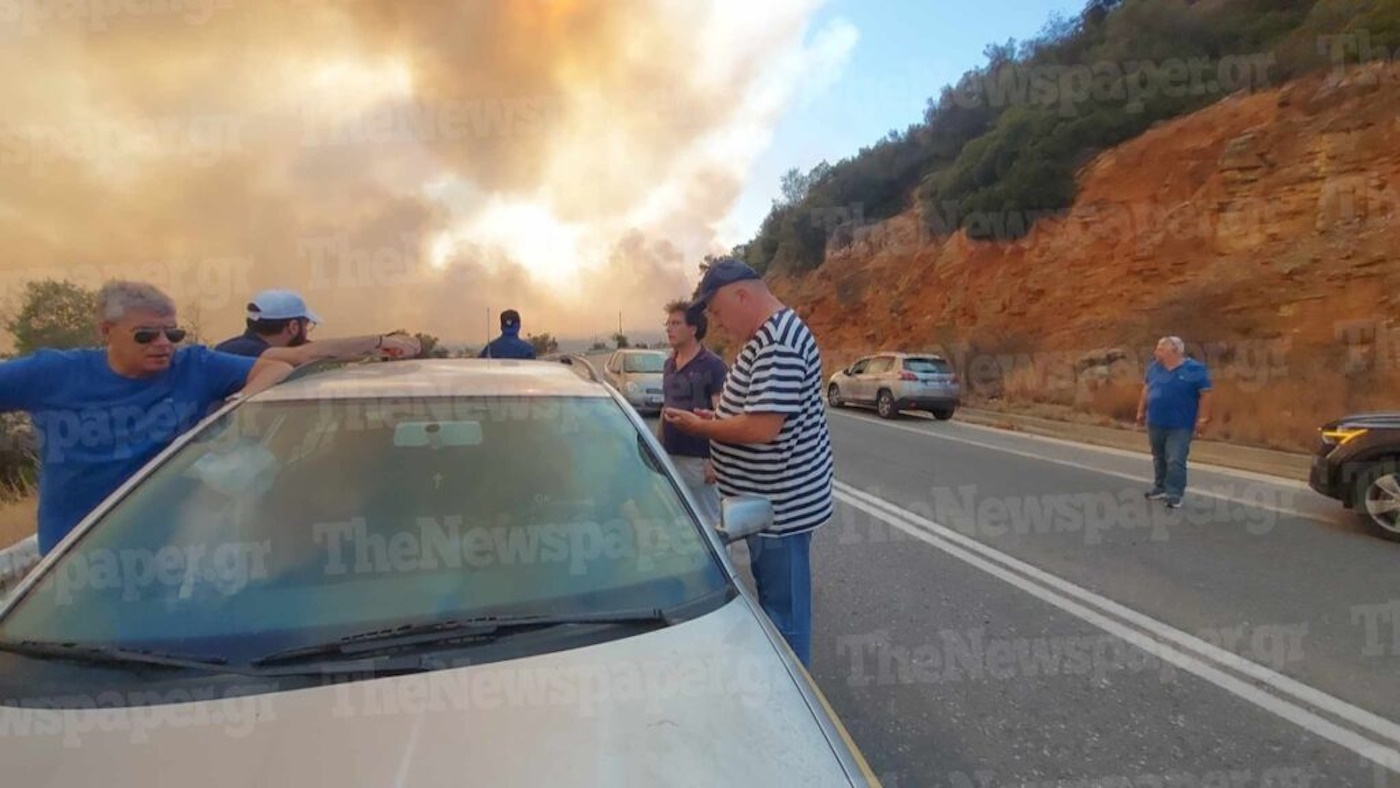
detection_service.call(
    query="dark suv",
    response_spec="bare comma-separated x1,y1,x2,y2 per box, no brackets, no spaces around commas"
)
1308,412,1400,541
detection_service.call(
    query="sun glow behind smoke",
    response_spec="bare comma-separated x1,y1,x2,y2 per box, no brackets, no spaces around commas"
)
0,0,856,341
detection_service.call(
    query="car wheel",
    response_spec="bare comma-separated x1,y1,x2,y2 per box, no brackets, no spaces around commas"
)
1355,461,1400,541
876,390,898,420
933,408,955,421
828,384,843,408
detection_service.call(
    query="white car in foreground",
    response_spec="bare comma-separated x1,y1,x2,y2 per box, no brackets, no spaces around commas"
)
0,359,876,787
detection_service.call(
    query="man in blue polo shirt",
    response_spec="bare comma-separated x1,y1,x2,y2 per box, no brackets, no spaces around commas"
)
1136,336,1213,509
0,281,296,554
660,299,727,525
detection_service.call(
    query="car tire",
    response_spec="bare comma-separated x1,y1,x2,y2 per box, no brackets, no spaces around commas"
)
876,390,898,420
932,408,955,421
828,384,843,409
1354,460,1400,541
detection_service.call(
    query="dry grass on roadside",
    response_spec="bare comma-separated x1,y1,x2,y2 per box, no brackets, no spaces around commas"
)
964,356,1397,453
0,495,36,551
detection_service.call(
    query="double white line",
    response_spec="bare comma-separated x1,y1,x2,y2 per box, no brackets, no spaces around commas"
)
834,479,1400,774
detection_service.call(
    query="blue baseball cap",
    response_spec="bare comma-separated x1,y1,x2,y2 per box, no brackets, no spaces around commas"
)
247,289,322,324
688,258,760,316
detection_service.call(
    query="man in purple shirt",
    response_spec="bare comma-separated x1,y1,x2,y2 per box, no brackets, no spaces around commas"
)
660,299,728,525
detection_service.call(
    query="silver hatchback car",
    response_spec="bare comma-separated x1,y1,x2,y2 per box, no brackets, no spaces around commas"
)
828,352,961,420
604,349,668,415
0,358,877,787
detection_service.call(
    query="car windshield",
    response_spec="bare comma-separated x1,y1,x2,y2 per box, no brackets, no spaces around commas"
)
0,396,726,663
904,358,952,374
622,353,666,373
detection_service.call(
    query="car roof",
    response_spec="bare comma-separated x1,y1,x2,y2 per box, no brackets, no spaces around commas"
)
860,352,948,360
253,359,611,402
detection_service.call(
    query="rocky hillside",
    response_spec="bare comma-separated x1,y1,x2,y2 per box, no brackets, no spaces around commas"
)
771,63,1400,452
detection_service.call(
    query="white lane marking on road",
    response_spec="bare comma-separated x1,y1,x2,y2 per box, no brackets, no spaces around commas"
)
834,480,1400,774
829,409,1340,525
833,407,1313,489
950,418,1313,491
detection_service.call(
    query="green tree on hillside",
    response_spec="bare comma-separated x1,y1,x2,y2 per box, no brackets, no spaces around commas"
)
744,0,1360,267
4,279,98,355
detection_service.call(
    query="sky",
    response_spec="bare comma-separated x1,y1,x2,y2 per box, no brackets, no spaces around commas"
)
0,0,1082,349
721,0,1085,248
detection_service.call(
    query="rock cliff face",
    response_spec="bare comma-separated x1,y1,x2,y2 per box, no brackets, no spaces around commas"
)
768,63,1400,450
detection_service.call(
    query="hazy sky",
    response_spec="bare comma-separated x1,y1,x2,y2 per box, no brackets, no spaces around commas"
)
0,0,1078,347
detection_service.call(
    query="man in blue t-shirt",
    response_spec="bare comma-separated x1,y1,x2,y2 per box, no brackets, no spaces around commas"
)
660,299,728,526
0,281,296,554
479,309,536,360
1135,336,1213,508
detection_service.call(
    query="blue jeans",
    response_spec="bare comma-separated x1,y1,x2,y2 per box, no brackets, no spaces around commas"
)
746,531,813,666
1148,426,1194,500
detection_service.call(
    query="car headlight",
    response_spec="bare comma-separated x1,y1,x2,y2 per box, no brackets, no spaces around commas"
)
1321,427,1368,446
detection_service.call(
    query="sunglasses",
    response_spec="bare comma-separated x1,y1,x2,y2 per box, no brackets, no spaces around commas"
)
132,327,188,344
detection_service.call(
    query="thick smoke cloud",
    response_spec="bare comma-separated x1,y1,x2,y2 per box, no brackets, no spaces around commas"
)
0,0,854,348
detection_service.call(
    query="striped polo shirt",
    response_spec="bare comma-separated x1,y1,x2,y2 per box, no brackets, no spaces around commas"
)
710,308,834,537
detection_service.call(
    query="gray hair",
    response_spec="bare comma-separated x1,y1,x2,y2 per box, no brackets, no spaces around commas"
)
97,281,175,323
1157,336,1185,354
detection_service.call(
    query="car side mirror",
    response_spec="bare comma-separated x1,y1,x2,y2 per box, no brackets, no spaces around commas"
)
716,495,773,544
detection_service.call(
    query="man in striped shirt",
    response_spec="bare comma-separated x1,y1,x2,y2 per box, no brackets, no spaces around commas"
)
663,258,834,666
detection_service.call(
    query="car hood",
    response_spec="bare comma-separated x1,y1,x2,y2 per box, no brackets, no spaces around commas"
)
1326,412,1400,430
1,598,857,787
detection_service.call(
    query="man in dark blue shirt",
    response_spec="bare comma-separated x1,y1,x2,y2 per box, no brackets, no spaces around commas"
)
215,289,419,362
479,309,537,360
660,299,727,525
1136,336,1214,508
0,281,295,554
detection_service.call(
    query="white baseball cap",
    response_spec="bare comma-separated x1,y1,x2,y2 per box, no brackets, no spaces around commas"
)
247,289,322,324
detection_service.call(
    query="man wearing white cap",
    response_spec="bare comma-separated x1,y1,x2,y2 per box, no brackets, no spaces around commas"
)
215,289,419,363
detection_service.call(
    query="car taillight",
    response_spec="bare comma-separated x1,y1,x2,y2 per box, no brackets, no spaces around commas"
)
899,371,917,381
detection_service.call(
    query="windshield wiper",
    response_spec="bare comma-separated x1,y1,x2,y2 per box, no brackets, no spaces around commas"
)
250,607,674,668
0,638,236,673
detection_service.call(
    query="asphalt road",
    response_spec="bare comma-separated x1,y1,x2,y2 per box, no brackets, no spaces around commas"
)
650,407,1400,787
